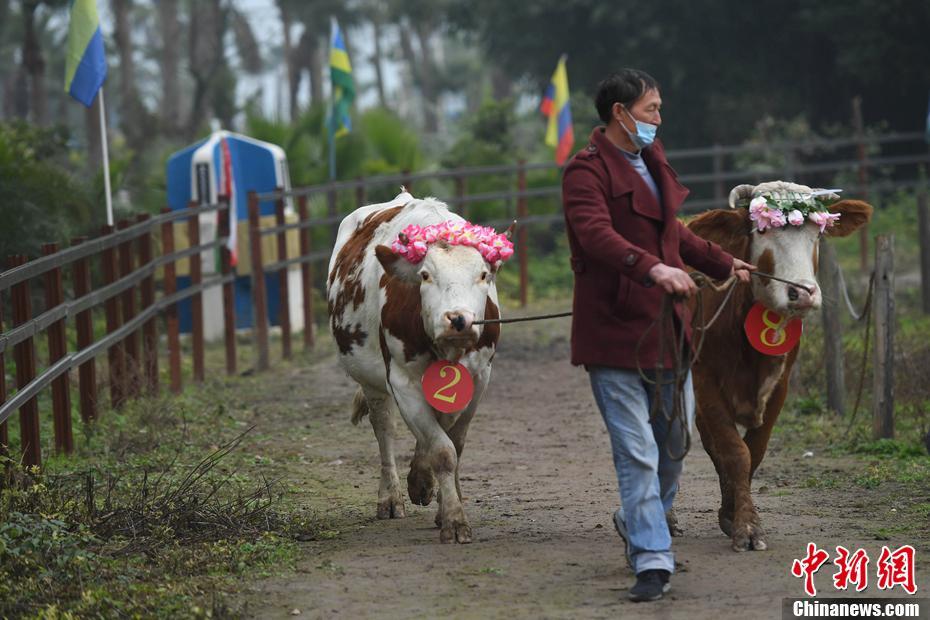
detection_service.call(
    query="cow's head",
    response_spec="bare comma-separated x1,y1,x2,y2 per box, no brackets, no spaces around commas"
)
698,181,872,317
375,224,510,350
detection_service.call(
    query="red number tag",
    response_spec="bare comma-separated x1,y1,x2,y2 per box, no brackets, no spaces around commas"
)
422,361,474,414
744,302,803,355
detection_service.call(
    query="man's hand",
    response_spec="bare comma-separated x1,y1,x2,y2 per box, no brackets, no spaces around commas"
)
731,258,756,283
647,263,698,297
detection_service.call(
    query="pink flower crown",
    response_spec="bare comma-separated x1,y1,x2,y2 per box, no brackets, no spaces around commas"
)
390,220,515,264
748,194,841,233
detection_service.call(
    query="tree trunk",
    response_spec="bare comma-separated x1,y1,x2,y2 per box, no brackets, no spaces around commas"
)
491,67,513,100
413,23,438,133
157,0,181,136
306,33,323,106
397,22,422,123
371,17,387,109
112,0,148,150
21,0,47,125
187,0,226,137
277,1,299,121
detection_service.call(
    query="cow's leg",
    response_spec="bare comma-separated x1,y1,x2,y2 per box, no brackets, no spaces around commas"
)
389,364,472,544
738,371,792,550
433,365,488,528
408,440,436,507
695,409,735,536
363,387,406,519
697,410,759,551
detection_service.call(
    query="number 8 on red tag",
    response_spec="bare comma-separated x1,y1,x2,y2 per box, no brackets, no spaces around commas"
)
422,361,474,414
744,302,803,356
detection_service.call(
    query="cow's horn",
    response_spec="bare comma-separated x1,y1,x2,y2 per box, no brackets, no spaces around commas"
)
728,184,756,209
398,232,410,245
811,188,842,203
503,220,517,239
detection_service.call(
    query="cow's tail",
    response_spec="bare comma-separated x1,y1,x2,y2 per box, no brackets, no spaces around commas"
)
351,388,370,425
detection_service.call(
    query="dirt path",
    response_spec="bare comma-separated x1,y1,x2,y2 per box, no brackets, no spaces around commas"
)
236,312,928,619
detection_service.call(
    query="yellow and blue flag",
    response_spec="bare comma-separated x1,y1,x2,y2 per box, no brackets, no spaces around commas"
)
329,18,355,137
65,0,107,107
540,54,573,165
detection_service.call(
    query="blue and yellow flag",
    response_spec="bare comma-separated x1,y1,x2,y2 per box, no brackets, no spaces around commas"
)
540,55,573,165
65,0,107,107
329,18,355,137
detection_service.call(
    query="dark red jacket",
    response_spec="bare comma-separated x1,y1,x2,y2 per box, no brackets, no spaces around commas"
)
562,128,733,369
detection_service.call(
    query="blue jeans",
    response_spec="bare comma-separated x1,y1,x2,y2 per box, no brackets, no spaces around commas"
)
588,366,695,575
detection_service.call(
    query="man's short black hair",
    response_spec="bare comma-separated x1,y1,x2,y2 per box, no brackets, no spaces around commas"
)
594,69,660,123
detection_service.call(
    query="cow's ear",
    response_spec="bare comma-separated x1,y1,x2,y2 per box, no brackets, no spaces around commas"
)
825,199,873,238
686,208,751,258
375,245,420,284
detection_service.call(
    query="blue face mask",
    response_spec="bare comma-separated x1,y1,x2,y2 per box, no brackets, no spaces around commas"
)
621,105,658,150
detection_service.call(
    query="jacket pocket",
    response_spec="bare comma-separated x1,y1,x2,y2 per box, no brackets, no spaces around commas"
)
614,275,632,317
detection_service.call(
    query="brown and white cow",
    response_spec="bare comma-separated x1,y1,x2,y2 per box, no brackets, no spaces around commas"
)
327,190,502,544
685,180,872,552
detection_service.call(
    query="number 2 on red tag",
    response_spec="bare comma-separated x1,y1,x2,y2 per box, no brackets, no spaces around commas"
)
422,361,475,414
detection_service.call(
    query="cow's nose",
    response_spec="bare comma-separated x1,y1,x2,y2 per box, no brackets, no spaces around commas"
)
444,311,474,332
788,281,818,308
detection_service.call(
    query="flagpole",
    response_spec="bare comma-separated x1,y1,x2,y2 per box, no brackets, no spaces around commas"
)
328,108,337,182
98,88,114,226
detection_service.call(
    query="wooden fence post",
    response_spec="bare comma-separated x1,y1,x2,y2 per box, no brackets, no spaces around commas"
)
819,239,845,415
136,214,158,394
8,255,41,467
71,237,97,422
712,144,725,206
872,234,895,439
219,198,237,375
117,220,140,398
101,225,126,408
455,172,468,219
248,191,270,371
0,296,8,459
402,169,412,193
852,96,870,273
160,208,182,394
327,187,338,247
188,201,204,383
355,177,367,207
517,159,529,308
275,192,292,360
297,195,314,351
918,191,930,315
41,243,73,454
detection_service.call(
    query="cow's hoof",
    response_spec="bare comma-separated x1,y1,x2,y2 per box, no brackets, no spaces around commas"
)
731,523,767,551
440,520,472,544
718,510,734,537
377,496,406,519
434,509,442,528
407,464,436,506
666,508,683,537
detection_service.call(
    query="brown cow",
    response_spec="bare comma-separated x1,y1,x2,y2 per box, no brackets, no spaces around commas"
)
686,180,872,551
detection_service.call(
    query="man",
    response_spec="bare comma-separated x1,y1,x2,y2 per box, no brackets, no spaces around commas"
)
561,69,755,602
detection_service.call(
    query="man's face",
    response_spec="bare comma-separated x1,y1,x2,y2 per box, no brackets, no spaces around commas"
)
614,88,662,131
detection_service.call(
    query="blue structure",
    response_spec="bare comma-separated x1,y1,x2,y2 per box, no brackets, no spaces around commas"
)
166,130,294,335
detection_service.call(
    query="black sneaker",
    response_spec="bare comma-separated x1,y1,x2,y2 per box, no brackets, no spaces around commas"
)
612,509,633,569
629,569,671,602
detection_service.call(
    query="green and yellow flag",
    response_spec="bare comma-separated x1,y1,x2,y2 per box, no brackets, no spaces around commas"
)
329,18,355,137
